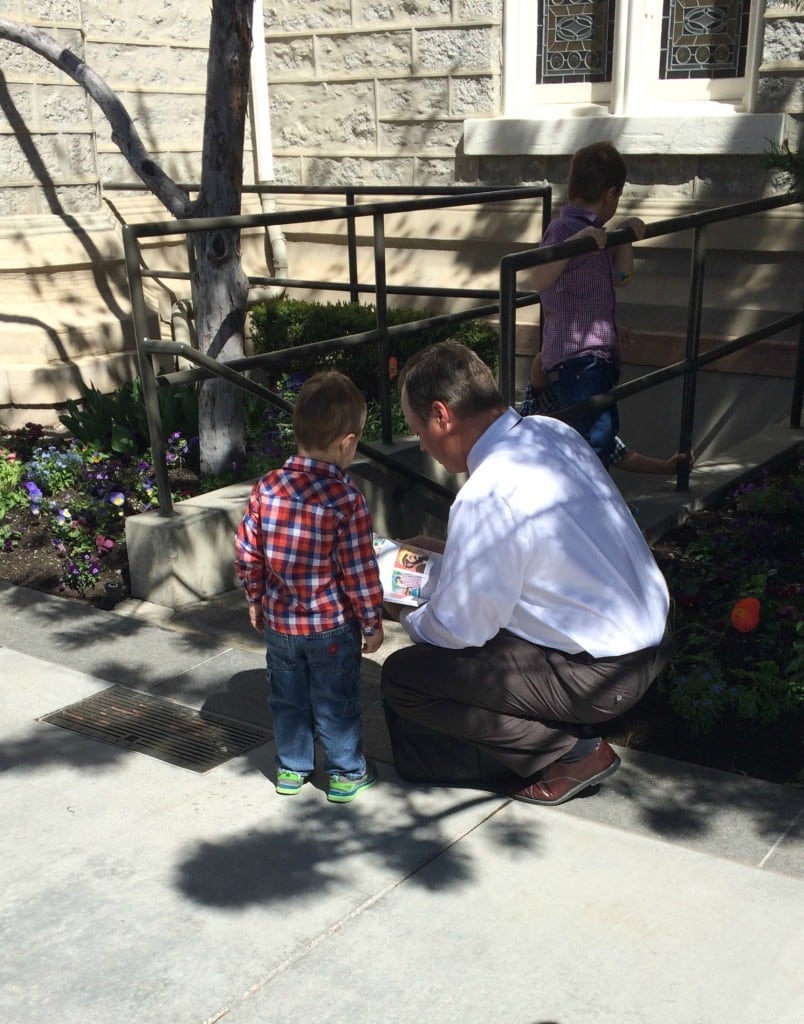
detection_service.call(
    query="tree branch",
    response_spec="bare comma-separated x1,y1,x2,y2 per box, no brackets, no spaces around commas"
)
0,18,191,218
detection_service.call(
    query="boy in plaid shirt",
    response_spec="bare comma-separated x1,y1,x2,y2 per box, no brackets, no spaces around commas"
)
236,371,384,802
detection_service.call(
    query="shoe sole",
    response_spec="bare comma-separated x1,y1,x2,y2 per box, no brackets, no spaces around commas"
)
513,755,621,807
275,775,307,796
327,775,377,803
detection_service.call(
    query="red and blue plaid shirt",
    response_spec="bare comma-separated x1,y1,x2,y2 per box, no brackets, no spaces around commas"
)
235,456,383,637
538,205,618,371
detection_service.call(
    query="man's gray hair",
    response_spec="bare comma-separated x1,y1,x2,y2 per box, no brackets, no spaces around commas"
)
400,341,503,420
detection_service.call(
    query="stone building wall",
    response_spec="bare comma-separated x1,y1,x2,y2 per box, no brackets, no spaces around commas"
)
0,0,802,427
261,0,803,374
263,0,502,188
0,0,216,426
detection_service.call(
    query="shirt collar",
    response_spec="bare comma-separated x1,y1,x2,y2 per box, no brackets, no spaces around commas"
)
286,454,348,481
466,408,521,474
561,204,604,229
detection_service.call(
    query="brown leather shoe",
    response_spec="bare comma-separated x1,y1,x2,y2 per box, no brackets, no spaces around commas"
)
512,740,621,806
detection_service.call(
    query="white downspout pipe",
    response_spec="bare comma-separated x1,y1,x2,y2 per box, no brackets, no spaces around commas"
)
247,0,288,306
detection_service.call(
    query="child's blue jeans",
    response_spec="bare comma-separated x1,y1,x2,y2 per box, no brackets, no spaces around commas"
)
264,621,367,779
554,354,619,468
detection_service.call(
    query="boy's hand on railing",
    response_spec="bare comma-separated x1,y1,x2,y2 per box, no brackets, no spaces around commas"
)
616,217,646,240
668,449,695,471
572,225,607,249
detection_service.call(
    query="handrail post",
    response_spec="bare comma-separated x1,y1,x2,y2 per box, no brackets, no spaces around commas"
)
499,256,517,405
346,190,359,304
790,303,804,429
123,225,174,517
373,211,393,444
676,224,707,492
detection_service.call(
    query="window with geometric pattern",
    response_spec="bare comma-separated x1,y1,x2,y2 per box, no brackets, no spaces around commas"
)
535,0,617,85
503,0,762,117
659,0,752,80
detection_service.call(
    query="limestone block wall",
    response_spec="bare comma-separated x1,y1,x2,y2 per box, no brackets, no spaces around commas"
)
261,0,804,381
0,0,214,427
263,0,502,187
0,0,802,429
758,4,804,119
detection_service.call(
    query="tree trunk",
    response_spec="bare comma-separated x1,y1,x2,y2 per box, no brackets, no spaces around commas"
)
190,0,253,476
0,5,256,478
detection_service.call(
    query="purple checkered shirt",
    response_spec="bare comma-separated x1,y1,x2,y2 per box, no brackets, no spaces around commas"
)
538,206,618,371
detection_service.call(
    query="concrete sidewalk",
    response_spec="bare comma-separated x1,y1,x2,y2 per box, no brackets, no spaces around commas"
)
2,581,803,1024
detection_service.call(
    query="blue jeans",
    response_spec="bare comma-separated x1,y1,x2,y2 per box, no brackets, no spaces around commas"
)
264,621,366,779
554,355,619,468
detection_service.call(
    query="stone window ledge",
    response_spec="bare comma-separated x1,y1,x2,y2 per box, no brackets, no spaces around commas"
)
464,112,786,157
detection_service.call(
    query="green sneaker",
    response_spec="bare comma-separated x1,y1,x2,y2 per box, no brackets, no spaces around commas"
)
327,762,378,803
275,770,307,796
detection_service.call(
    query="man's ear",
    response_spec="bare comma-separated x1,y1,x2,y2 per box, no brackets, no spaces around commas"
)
430,400,452,430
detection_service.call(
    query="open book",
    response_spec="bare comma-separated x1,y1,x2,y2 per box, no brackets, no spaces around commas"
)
372,535,442,607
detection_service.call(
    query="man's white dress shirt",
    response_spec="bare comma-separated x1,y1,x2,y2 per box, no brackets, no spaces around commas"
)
402,409,669,657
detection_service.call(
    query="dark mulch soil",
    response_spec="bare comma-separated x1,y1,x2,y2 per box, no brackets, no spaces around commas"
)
605,461,804,786
604,673,802,786
0,465,201,611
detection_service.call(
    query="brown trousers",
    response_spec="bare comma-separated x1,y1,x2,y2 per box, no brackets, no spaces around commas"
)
380,623,672,778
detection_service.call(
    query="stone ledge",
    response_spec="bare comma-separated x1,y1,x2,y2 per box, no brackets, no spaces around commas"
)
464,113,786,157
125,482,254,608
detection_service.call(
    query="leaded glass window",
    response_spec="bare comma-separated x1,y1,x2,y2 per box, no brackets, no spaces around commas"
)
659,0,752,79
535,0,616,85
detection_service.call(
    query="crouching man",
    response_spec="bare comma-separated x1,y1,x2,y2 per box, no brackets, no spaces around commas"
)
381,341,671,805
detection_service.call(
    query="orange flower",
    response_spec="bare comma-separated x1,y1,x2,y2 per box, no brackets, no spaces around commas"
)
730,597,761,633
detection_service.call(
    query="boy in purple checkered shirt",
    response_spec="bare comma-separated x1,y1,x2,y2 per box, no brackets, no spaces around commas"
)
534,141,646,468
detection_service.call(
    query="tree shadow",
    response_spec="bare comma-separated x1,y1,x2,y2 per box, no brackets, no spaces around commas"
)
173,783,528,908
0,70,128,320
2,577,802,896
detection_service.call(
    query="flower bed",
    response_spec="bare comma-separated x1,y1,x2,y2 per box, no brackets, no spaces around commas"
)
1,419,802,784
0,423,200,606
606,456,804,785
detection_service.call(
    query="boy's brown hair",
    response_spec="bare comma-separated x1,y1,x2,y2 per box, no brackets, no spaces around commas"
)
568,141,627,204
293,370,366,451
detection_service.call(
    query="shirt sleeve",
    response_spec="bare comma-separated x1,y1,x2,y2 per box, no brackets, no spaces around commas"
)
234,483,266,604
403,490,523,649
336,492,384,636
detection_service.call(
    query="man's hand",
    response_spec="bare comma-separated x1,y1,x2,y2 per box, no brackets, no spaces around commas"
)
402,535,446,555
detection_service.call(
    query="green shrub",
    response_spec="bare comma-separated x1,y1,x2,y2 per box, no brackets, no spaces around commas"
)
249,298,499,401
60,379,198,456
0,450,26,549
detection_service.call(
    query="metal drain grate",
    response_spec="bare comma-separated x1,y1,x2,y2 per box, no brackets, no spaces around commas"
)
40,685,270,772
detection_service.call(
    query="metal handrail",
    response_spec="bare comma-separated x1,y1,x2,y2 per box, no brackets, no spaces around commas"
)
499,190,804,491
123,185,552,514
122,184,803,516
